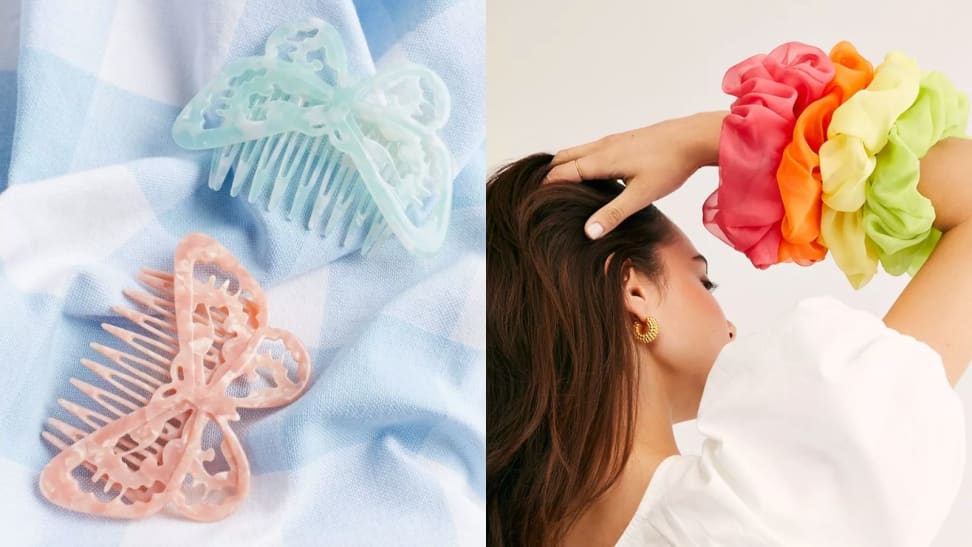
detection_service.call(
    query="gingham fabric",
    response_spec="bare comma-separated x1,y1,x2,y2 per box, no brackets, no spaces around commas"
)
0,1,485,545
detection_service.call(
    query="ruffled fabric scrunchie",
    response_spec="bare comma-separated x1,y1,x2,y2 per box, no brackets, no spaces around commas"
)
702,42,835,269
709,41,969,289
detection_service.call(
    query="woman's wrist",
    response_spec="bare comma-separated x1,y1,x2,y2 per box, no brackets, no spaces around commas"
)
681,110,727,168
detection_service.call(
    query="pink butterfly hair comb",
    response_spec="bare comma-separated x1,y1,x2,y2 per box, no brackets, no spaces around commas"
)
38,232,312,521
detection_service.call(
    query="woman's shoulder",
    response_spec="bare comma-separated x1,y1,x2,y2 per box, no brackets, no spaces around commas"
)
704,294,950,394
614,295,966,546
615,452,786,546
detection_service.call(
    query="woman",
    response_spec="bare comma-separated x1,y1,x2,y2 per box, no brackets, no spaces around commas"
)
486,110,972,546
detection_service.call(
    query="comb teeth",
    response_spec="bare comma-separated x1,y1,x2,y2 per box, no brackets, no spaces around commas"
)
42,269,238,457
210,133,393,254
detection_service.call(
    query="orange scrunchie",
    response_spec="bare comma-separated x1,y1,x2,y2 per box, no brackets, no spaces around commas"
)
776,41,874,265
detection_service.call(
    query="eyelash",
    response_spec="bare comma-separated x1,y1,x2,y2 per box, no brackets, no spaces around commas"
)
702,278,719,292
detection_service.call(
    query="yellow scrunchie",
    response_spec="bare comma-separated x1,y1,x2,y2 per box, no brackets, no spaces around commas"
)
819,50,922,289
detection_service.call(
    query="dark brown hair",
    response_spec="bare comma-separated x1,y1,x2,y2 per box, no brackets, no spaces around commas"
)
487,153,678,546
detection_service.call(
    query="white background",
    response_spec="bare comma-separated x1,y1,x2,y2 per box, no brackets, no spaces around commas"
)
488,1,972,544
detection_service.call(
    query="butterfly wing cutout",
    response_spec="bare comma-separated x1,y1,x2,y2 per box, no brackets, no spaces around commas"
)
210,326,313,410
172,18,350,149
263,16,349,82
39,404,252,521
170,232,268,388
341,65,453,254
166,413,251,521
39,402,198,518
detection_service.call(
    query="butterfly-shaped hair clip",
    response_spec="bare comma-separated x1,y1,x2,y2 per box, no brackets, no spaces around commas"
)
39,233,312,520
172,17,453,256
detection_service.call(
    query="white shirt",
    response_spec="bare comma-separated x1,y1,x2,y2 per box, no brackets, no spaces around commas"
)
615,295,966,546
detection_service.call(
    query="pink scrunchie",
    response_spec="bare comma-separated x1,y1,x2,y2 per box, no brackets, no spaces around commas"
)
703,42,836,268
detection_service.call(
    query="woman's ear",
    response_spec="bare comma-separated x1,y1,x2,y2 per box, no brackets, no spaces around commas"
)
622,263,656,319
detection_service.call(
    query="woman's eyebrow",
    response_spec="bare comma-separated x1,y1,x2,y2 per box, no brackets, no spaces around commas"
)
692,254,708,274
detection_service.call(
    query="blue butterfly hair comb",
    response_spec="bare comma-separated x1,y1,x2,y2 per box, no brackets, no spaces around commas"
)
172,18,453,256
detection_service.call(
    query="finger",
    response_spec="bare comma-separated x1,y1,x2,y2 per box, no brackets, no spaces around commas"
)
544,151,620,185
543,157,585,185
550,139,603,166
585,184,653,239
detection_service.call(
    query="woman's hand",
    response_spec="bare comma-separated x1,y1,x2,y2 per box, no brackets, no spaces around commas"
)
544,110,726,239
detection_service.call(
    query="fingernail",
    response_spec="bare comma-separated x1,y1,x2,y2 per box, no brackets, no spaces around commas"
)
586,222,604,239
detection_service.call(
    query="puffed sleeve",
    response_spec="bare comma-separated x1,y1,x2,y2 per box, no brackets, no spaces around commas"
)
651,295,965,546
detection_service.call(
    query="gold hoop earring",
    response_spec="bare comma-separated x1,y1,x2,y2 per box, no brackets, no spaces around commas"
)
632,316,659,344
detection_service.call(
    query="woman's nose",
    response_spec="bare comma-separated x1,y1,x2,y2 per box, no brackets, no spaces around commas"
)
727,320,736,341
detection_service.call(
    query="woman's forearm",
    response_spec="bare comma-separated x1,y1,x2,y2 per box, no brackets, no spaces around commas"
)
918,136,972,232
883,135,972,386
682,110,727,168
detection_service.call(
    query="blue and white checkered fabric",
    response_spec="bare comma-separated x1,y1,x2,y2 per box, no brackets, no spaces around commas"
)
0,1,484,545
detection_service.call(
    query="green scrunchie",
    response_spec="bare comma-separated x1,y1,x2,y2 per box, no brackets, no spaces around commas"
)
863,70,970,277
